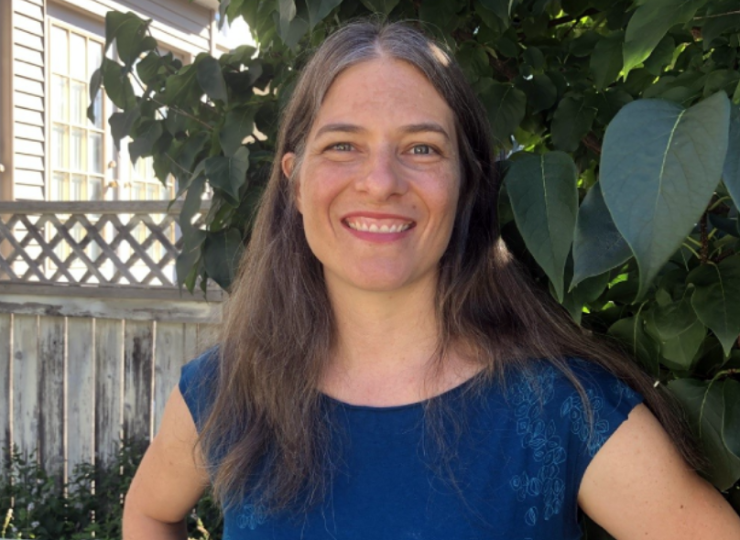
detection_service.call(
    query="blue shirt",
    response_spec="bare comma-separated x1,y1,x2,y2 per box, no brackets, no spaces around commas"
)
180,349,643,539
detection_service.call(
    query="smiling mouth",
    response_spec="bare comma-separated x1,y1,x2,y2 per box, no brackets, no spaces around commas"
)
343,218,415,233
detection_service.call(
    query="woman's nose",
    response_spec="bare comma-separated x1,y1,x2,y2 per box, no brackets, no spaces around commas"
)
355,147,408,200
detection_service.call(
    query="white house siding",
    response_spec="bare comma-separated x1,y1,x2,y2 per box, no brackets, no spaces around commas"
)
12,0,47,201
54,0,213,57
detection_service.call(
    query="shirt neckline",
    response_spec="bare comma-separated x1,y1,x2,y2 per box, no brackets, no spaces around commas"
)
319,370,484,413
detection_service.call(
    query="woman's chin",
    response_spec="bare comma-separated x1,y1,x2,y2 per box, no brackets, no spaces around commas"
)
325,267,436,295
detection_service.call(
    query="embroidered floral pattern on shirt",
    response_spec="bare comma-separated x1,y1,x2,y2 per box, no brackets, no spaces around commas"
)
236,502,267,530
560,387,609,457
508,367,567,525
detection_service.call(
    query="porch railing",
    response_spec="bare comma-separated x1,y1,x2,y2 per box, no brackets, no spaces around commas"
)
0,201,221,298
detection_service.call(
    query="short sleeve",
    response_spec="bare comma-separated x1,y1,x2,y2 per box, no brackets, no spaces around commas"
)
179,346,220,432
558,358,645,493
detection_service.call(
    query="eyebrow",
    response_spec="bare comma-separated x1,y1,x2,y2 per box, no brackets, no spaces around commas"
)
314,122,451,140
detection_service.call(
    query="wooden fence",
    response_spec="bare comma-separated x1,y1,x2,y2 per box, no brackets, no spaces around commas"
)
0,201,224,481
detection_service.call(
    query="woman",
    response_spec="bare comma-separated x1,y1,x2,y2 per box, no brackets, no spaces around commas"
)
123,21,740,539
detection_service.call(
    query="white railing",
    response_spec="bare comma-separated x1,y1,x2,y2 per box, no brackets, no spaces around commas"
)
0,201,214,294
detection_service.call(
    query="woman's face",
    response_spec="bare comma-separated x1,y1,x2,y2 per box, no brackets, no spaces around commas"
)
283,57,460,296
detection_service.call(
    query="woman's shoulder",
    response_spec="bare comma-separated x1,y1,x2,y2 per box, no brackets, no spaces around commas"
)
179,345,221,430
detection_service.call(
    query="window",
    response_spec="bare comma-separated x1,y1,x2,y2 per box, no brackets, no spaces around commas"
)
49,23,105,202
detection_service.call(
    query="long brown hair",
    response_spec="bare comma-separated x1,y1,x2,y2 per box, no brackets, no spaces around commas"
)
198,19,704,516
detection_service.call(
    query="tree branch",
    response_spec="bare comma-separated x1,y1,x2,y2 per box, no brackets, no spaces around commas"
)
150,96,214,131
164,152,193,177
713,249,736,264
700,213,710,264
488,55,517,82
582,132,602,155
694,10,740,19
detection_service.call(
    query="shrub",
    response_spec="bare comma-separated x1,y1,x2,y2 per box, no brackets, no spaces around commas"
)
0,439,222,540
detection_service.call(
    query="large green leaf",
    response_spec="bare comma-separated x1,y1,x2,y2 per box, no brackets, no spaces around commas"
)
101,58,135,109
196,56,228,105
479,80,526,147
517,74,557,113
205,146,250,205
203,229,244,291
176,172,207,291
87,68,103,124
179,172,206,233
551,96,596,152
724,380,740,460
219,107,255,157
276,3,310,49
175,243,201,293
306,0,343,29
645,303,705,371
668,378,740,490
457,43,491,84
590,32,624,91
643,35,675,77
105,11,136,52
109,107,141,150
608,313,660,376
360,0,400,16
505,152,578,301
561,271,610,325
279,0,297,32
478,0,519,25
276,0,311,48
161,64,201,106
724,104,740,210
600,92,731,299
136,50,162,86
419,0,464,34
129,120,163,165
175,160,205,201
648,294,698,340
658,319,705,371
571,182,631,289
688,256,740,357
104,11,156,69
622,0,708,76
588,89,633,126
176,131,210,175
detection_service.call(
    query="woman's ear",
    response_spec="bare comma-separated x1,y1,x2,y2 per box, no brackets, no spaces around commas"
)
282,152,301,214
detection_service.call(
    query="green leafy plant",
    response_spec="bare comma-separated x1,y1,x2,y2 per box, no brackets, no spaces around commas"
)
91,1,740,535
0,440,221,539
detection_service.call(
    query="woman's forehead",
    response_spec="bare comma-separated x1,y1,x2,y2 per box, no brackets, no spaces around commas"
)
309,58,456,138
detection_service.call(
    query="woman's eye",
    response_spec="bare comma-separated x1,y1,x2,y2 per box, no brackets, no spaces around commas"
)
410,144,434,155
329,143,353,152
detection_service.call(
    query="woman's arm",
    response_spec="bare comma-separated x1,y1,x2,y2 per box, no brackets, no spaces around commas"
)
578,403,740,539
123,385,210,540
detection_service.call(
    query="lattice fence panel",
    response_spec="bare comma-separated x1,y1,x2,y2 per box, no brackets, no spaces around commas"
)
0,201,210,288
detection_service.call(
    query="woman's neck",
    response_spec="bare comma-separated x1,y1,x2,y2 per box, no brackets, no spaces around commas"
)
321,274,477,406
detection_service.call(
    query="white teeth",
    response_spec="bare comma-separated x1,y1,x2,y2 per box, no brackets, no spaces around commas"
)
346,220,412,233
